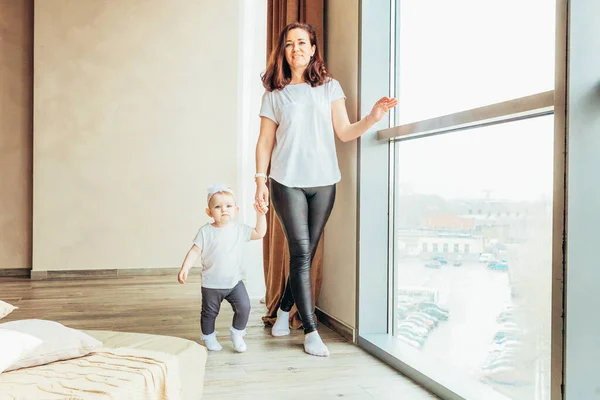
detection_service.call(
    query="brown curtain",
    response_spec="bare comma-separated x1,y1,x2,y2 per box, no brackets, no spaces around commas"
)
262,0,325,330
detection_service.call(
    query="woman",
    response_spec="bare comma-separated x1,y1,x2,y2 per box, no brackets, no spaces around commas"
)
254,22,397,357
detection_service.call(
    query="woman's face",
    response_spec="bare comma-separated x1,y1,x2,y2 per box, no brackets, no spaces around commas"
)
284,28,315,71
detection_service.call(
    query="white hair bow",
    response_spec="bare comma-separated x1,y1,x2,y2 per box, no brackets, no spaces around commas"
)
207,183,235,204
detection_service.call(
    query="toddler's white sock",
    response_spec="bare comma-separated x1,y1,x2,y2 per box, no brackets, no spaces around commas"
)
271,309,291,336
202,332,222,351
230,327,247,353
304,331,329,357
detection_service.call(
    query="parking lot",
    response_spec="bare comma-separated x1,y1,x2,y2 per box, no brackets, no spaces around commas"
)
395,258,541,399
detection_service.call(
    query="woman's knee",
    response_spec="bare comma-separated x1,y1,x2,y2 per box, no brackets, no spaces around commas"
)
289,253,311,273
288,238,311,264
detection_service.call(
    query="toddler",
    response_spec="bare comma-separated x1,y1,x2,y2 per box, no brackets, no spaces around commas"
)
178,183,267,352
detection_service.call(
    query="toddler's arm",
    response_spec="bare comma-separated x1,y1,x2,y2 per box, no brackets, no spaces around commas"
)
250,205,268,240
177,244,201,284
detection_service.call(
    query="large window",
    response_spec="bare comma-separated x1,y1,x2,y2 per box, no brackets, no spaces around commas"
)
389,1,556,398
357,0,558,399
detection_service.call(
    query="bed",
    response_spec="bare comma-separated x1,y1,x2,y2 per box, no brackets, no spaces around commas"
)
0,330,207,400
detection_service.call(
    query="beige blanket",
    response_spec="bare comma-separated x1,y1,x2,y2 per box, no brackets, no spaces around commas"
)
0,347,181,400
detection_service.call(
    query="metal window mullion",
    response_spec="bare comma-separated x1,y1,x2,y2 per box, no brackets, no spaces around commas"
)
378,90,555,141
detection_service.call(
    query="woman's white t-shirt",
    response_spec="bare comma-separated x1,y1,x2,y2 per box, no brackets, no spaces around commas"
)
193,222,253,289
259,78,346,188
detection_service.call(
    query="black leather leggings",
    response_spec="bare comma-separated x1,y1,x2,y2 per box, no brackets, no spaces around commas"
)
269,178,336,334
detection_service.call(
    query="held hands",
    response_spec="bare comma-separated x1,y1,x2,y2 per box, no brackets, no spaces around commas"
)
254,181,269,215
368,97,398,124
254,201,269,215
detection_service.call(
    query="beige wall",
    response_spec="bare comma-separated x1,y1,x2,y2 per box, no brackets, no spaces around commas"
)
319,0,359,328
0,0,33,270
33,0,241,271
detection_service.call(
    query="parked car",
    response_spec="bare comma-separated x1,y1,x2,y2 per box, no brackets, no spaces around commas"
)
486,349,518,362
398,322,429,336
494,331,521,342
482,357,518,371
397,331,425,346
488,339,518,351
397,329,427,344
397,302,416,312
498,322,519,331
488,260,509,270
404,315,435,328
432,256,448,264
396,334,422,349
496,311,515,324
479,253,495,263
424,260,442,268
480,366,530,386
413,311,440,325
421,307,449,320
418,302,450,314
492,331,522,345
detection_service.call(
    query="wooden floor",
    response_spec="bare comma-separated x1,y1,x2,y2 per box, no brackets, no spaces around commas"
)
0,275,438,400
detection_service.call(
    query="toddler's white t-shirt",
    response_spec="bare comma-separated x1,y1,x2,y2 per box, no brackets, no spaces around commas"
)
193,222,253,289
259,78,346,188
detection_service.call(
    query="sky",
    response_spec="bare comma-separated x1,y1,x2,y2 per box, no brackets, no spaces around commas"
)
395,116,555,202
393,0,556,202
396,0,556,123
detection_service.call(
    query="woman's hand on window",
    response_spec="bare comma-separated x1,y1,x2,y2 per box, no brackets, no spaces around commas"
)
368,97,398,123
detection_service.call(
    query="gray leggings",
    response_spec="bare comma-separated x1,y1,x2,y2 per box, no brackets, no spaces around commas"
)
201,281,251,335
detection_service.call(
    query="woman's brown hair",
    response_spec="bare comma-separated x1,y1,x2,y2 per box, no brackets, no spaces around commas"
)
261,22,331,92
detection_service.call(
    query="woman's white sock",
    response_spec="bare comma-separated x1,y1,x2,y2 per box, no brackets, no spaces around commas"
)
304,331,329,357
230,327,247,353
202,332,222,351
271,309,291,336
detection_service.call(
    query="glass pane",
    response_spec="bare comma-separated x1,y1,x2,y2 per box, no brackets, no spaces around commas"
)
393,116,553,399
396,0,555,123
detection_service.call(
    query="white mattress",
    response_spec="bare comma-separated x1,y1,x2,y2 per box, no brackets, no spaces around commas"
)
0,330,207,400
86,330,208,400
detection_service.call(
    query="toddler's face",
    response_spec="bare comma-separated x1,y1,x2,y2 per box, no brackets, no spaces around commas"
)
206,193,238,224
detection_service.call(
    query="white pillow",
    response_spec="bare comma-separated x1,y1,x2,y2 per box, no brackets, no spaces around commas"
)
0,300,16,320
0,329,43,373
0,319,102,371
